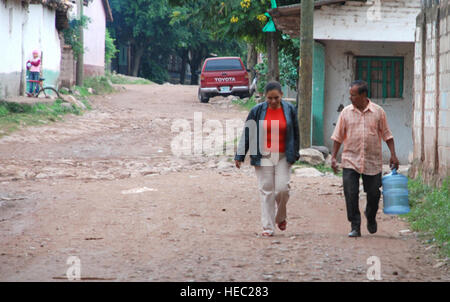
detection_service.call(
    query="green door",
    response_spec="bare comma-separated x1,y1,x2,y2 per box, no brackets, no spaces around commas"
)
312,42,325,146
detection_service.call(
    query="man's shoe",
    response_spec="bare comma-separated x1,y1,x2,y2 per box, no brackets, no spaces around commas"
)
348,230,361,237
365,211,377,234
367,220,377,234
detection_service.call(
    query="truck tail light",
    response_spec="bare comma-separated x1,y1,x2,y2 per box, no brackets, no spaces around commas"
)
200,74,205,81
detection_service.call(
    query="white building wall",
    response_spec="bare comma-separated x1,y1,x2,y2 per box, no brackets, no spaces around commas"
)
23,5,61,73
322,40,415,164
1,0,25,97
0,1,61,98
314,0,422,42
83,0,106,76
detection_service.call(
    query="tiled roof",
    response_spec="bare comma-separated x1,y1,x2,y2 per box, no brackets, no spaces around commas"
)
22,0,73,12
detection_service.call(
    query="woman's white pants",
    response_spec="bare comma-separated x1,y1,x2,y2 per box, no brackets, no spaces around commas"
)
254,153,291,235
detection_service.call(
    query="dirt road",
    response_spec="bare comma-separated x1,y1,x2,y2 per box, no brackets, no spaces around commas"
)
0,84,448,281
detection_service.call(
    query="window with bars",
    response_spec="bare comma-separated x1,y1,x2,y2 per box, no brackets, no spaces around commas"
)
355,57,404,100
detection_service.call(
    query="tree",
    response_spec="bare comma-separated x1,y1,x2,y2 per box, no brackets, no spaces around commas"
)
170,1,247,85
170,0,299,81
109,0,245,84
109,0,179,77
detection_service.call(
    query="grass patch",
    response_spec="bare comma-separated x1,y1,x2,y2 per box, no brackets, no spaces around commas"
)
403,177,450,258
106,72,153,85
232,95,258,111
0,100,84,137
73,85,92,97
82,76,115,95
80,99,92,110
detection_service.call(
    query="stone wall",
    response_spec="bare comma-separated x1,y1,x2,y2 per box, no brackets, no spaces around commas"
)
411,0,450,185
59,31,76,88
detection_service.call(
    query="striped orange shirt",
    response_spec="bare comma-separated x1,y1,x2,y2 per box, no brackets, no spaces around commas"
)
331,100,394,175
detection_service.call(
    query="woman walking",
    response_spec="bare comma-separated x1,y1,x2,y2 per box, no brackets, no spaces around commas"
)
235,81,300,237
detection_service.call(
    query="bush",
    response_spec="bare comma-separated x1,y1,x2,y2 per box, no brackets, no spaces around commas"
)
0,104,9,117
105,29,119,65
232,95,258,111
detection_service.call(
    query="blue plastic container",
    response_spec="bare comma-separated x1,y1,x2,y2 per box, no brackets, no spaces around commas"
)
382,169,410,215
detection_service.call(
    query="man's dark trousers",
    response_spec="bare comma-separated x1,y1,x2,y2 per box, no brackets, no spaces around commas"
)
343,168,382,231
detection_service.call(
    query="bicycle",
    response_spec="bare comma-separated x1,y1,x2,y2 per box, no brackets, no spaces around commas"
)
26,76,61,99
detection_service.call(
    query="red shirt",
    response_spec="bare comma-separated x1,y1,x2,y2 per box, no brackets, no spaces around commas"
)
264,107,287,153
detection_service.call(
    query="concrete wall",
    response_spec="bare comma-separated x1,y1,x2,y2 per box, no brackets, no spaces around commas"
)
83,0,107,76
0,1,61,98
322,40,415,164
314,0,421,42
411,0,450,185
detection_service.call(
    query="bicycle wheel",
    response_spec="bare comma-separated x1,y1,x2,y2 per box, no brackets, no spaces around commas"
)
36,87,62,99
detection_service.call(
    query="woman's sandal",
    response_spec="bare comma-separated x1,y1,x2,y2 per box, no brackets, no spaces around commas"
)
278,220,287,231
261,230,273,237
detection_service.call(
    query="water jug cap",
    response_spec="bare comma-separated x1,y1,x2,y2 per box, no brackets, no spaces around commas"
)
391,168,397,175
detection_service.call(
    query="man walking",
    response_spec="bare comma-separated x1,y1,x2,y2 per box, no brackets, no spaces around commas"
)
331,80,399,237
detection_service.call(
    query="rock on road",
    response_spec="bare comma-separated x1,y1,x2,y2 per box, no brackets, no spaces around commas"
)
0,84,448,281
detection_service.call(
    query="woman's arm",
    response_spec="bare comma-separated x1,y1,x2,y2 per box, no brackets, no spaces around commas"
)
31,59,41,67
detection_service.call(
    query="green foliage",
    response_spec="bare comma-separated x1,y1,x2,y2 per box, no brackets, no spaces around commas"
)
109,0,180,81
254,58,268,94
405,177,450,257
232,95,258,111
63,15,91,57
140,60,171,84
252,35,299,94
279,35,299,91
105,29,119,65
169,0,298,48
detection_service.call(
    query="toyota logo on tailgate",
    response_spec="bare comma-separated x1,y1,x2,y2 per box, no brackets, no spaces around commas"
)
215,77,236,82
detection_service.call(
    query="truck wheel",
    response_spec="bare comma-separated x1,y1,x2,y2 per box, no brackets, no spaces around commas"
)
199,91,209,103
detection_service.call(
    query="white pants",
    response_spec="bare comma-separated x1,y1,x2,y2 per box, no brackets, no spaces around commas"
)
254,153,292,234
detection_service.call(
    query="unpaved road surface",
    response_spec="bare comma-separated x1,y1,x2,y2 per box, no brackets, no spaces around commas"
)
0,84,448,281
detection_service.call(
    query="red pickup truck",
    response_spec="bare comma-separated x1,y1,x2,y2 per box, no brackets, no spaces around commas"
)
198,57,251,103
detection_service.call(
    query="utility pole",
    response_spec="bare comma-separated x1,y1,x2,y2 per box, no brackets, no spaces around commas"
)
76,0,84,86
298,0,314,149
266,31,280,82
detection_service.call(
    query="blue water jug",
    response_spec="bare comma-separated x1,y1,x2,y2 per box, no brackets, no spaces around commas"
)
382,169,410,215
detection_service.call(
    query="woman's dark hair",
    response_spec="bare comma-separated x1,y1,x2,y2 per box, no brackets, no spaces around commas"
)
350,80,369,96
265,81,283,94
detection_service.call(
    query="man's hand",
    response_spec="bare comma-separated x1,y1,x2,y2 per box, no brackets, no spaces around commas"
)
386,139,399,170
235,160,242,169
331,141,342,174
331,157,339,174
390,155,400,170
